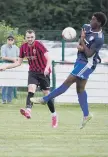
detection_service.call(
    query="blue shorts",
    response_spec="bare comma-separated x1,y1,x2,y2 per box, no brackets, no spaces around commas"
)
71,61,94,80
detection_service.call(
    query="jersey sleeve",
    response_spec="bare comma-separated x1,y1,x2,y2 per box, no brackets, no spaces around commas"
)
90,37,104,53
36,41,48,54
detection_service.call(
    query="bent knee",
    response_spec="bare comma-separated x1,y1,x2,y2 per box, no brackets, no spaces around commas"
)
76,87,85,93
43,90,50,96
28,84,36,93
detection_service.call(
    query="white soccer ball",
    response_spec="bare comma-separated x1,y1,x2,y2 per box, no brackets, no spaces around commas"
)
62,27,77,41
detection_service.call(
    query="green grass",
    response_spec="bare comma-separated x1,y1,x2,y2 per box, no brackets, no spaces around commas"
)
0,95,108,157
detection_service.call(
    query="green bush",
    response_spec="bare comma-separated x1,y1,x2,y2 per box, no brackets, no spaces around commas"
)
0,21,24,47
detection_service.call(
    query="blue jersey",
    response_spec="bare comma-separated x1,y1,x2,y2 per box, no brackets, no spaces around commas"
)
77,24,104,69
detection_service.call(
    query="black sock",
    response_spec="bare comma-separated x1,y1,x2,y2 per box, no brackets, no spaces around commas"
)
47,99,55,113
26,92,34,109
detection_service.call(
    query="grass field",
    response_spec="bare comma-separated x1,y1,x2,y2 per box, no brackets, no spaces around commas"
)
0,94,108,157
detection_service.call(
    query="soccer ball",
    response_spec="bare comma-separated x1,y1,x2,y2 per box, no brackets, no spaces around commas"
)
62,27,76,41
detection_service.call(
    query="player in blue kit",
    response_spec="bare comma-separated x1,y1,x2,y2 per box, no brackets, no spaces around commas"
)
31,12,107,129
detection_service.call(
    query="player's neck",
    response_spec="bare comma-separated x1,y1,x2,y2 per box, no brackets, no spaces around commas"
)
91,27,102,32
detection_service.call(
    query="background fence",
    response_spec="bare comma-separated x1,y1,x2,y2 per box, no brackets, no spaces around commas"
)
0,61,108,104
36,30,108,43
51,61,108,104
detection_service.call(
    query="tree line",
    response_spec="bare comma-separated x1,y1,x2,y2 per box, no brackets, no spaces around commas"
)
0,0,108,40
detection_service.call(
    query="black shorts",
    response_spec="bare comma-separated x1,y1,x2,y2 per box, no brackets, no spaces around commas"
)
28,71,50,90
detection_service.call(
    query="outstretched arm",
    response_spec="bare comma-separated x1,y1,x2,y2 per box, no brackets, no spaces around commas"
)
0,57,23,71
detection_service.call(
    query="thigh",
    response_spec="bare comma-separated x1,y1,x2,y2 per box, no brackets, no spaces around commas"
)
71,61,94,80
37,74,50,90
63,74,77,86
28,71,38,93
28,71,39,85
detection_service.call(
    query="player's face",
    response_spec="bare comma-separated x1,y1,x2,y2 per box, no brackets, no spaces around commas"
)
90,16,101,29
25,32,35,45
7,38,14,45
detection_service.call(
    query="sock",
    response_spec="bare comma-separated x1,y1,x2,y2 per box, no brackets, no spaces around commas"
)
47,99,55,113
52,112,57,117
78,90,89,117
43,84,69,102
26,108,31,112
26,92,34,109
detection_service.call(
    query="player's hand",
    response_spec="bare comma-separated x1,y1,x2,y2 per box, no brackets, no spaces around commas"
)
77,45,84,52
79,29,86,45
81,28,86,40
44,67,49,76
0,66,7,71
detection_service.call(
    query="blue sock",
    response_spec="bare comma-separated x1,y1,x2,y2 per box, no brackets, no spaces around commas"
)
78,91,89,117
43,84,69,102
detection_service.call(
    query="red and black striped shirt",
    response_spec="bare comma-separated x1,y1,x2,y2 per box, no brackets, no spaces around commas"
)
19,40,51,73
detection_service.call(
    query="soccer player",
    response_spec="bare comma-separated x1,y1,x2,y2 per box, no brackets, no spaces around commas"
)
0,30,58,128
30,12,107,129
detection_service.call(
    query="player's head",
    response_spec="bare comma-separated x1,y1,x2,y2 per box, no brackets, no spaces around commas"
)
7,35,15,45
90,12,107,29
25,30,36,45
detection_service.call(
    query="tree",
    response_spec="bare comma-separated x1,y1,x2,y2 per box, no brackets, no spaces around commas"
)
0,21,24,47
0,0,107,36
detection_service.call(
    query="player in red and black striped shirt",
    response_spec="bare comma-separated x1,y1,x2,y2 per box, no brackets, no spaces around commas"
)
20,31,51,74
0,30,58,128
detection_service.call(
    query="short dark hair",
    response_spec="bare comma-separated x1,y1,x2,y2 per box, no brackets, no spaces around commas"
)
7,35,14,39
93,12,107,27
26,29,35,34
